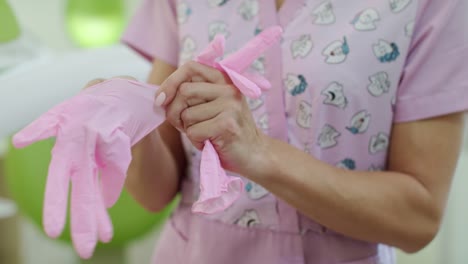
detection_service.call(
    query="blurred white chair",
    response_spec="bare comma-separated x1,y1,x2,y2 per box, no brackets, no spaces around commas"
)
0,43,151,139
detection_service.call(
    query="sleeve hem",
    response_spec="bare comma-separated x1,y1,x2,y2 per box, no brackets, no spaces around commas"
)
394,85,468,123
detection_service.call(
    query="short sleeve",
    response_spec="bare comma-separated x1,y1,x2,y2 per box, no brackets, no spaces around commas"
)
121,0,179,66
394,0,468,122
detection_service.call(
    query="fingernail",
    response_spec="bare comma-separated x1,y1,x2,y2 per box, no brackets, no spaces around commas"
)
155,92,166,107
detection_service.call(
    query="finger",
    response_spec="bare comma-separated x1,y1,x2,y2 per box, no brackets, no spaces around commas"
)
84,78,106,89
166,82,234,131
195,35,225,67
181,99,226,130
94,175,113,243
12,106,63,148
70,133,98,259
42,139,72,238
220,26,283,72
186,113,235,151
155,61,229,107
97,130,132,208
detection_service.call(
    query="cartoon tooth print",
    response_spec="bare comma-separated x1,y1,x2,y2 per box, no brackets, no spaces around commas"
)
245,181,269,200
180,36,196,64
336,158,356,170
373,39,400,63
369,132,389,154
251,57,265,74
351,8,380,31
405,21,415,37
207,0,229,7
208,21,230,41
257,114,269,132
234,210,261,227
284,73,308,96
323,37,350,64
346,110,371,134
291,35,313,59
246,95,264,110
297,101,313,128
368,72,391,97
312,1,335,25
177,2,192,24
238,0,259,21
317,124,341,149
321,82,348,109
254,25,262,35
390,0,412,13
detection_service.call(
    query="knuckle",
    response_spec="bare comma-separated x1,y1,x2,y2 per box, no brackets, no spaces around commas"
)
179,83,192,98
186,126,196,140
184,61,197,72
226,84,238,96
226,100,241,113
219,114,236,131
215,72,228,84
180,108,191,123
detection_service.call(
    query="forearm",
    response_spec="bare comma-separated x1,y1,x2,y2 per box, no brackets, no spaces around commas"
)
125,126,183,212
249,137,440,252
124,59,183,212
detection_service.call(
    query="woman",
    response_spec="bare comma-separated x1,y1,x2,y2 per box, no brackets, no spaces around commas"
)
101,0,468,263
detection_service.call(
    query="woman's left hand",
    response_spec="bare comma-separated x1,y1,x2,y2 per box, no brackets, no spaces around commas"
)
154,61,268,175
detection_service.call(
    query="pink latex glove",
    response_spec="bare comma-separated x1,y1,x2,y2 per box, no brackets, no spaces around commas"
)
12,79,164,259
189,26,283,214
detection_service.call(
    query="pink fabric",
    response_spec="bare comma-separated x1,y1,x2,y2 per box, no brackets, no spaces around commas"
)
153,205,380,264
13,79,164,258
394,0,468,122
120,0,179,65
121,0,468,263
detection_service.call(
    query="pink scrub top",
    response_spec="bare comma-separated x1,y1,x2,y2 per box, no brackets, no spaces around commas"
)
122,0,468,263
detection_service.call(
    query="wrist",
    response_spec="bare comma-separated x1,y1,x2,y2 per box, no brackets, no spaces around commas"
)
242,131,278,183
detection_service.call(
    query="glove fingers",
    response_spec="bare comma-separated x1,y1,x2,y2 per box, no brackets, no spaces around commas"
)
195,35,226,67
13,110,60,148
220,66,262,99
97,131,132,208
220,26,283,72
70,133,98,259
42,139,72,238
241,72,271,91
94,175,113,243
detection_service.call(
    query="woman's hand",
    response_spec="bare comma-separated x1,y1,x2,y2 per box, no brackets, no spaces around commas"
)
155,61,268,175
